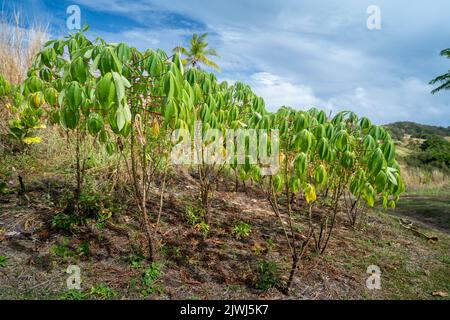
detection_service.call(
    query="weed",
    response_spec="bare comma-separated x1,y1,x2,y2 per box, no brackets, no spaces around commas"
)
226,284,241,291
438,255,450,265
185,205,201,226
60,289,86,300
90,283,117,300
196,221,210,238
252,242,263,256
255,260,279,291
141,262,162,297
0,180,7,194
57,183,115,221
129,277,138,292
52,190,113,232
0,255,7,268
266,237,276,252
161,244,181,259
50,238,75,260
186,206,209,237
95,209,112,229
77,190,104,217
51,213,82,231
232,221,252,240
128,252,145,268
76,241,90,257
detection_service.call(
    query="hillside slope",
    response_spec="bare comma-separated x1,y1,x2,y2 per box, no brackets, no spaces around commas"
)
0,138,449,300
384,121,450,140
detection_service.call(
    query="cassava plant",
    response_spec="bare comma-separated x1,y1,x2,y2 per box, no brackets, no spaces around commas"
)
0,74,46,149
172,73,259,223
17,27,262,259
18,28,172,259
9,26,405,282
254,106,404,294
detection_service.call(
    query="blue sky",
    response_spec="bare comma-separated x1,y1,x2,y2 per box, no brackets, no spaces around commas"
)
4,0,450,126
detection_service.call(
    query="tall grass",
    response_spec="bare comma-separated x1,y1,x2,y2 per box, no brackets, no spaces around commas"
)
401,164,449,193
0,10,48,84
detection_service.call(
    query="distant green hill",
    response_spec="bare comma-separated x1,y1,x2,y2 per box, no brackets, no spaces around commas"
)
385,122,450,173
384,121,450,140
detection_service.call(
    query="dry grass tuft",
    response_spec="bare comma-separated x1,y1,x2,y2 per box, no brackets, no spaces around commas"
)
0,9,48,84
401,164,449,191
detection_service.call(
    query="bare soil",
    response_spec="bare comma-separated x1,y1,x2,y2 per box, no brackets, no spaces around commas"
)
1,171,449,300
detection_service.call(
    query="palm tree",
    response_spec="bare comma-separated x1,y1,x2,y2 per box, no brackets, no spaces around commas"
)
430,48,450,94
173,33,220,72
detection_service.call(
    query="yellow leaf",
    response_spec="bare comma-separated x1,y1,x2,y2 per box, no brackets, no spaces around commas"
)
33,124,47,129
305,184,316,204
151,120,160,136
31,92,45,107
222,146,227,159
279,152,285,163
23,136,42,144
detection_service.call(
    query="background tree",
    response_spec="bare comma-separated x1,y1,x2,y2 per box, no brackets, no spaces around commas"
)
430,48,450,94
173,33,220,71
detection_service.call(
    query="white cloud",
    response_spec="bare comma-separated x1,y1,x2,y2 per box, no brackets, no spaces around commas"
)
74,0,151,15
88,27,192,53
249,72,325,111
327,78,450,125
246,73,450,126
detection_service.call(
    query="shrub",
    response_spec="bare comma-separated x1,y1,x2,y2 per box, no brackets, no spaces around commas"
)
51,212,82,231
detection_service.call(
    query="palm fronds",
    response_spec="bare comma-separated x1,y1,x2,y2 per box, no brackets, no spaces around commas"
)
173,33,220,72
430,48,450,94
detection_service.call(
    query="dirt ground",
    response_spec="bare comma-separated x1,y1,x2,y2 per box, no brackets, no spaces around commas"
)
0,170,449,300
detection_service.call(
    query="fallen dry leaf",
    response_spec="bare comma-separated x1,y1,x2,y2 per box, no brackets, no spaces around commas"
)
180,270,201,285
431,291,448,297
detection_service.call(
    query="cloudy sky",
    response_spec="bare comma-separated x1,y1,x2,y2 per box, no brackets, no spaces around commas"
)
4,0,450,126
